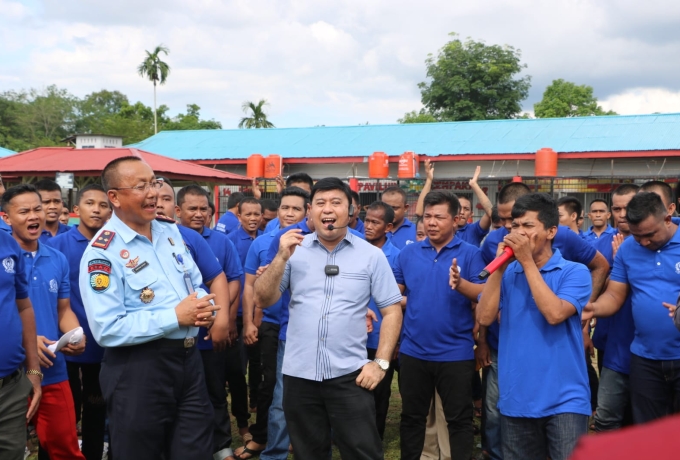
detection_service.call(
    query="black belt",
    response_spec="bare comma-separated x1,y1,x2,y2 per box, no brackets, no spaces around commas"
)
0,369,20,389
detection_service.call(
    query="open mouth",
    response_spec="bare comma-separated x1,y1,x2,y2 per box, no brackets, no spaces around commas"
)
321,217,336,228
27,223,40,234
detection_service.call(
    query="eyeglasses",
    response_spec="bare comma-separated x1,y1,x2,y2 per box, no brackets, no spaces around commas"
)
110,180,164,192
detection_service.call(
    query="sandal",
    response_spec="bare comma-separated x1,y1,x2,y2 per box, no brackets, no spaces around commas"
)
234,442,266,459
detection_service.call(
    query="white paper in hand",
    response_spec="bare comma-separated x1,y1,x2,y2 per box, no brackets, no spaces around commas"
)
47,327,84,353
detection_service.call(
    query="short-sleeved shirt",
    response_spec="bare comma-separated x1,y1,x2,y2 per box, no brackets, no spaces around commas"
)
351,219,365,235
245,232,285,325
39,222,71,242
177,225,224,285
281,232,402,381
47,226,104,363
23,243,71,386
366,240,400,349
215,211,240,235
0,218,11,233
497,249,592,417
79,213,209,348
456,220,489,247
584,224,616,243
388,218,417,249
394,236,486,362
610,226,680,360
0,231,29,376
228,227,263,316
264,217,280,234
481,226,598,351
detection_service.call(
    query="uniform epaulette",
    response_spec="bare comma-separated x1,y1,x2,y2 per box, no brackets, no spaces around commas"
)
92,230,115,249
155,215,177,224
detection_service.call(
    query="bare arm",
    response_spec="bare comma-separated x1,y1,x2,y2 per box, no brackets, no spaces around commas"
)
587,251,610,301
476,268,505,326
469,166,492,231
243,273,259,345
589,280,629,318
374,304,402,361
227,279,240,342
415,159,434,218
522,260,577,325
254,230,304,307
204,273,231,350
449,258,485,302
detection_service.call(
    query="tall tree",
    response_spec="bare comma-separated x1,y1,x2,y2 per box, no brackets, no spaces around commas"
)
238,99,275,129
418,33,531,121
137,44,170,134
534,79,616,118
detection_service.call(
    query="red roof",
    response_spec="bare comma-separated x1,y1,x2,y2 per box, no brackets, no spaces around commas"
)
0,147,249,184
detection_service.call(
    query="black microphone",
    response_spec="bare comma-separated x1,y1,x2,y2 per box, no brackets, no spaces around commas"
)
327,223,349,230
478,246,514,280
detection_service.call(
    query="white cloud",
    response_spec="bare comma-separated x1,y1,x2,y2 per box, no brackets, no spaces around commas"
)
600,88,680,115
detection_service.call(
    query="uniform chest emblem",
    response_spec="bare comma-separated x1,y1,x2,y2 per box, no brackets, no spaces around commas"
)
2,257,14,273
125,256,140,269
120,249,129,259
675,262,680,275
140,287,155,304
49,279,58,293
88,259,112,293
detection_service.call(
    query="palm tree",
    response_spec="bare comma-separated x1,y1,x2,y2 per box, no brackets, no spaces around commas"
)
238,99,275,128
137,44,170,134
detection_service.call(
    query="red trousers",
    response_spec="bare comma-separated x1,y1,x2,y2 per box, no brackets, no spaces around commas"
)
32,380,85,460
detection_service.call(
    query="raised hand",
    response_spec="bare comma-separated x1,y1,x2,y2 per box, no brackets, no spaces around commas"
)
469,165,481,188
278,229,305,261
449,258,461,289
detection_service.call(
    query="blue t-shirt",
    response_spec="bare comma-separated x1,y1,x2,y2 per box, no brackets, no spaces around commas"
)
610,226,680,360
0,218,11,233
38,222,71,242
394,237,486,362
23,243,70,386
388,218,417,249
264,217,280,234
245,232,284,324
215,211,240,235
456,220,489,247
0,232,29,376
46,226,104,363
481,226,598,350
366,240,400,349
497,249,592,417
228,227,263,316
177,225,224,285
351,218,365,235
583,224,616,243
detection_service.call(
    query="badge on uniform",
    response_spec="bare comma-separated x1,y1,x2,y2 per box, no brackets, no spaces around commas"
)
92,231,115,249
168,237,175,246
140,286,155,304
125,256,140,269
88,259,111,293
120,249,129,259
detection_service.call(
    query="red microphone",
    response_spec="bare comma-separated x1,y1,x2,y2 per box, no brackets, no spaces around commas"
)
478,246,514,280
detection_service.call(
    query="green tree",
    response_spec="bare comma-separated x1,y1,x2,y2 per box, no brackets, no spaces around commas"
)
137,44,170,134
418,33,531,121
397,109,438,124
165,104,222,130
238,99,275,128
534,79,616,118
76,89,130,133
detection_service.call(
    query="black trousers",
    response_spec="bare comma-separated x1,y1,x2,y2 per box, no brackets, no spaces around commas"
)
200,349,233,455
586,352,599,412
366,348,396,440
249,321,279,444
100,341,214,460
226,318,250,428
283,370,383,460
66,362,106,460
399,354,474,460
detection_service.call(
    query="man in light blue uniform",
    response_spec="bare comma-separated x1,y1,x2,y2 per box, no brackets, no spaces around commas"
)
79,157,220,460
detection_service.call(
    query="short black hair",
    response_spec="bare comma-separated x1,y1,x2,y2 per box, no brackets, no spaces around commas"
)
457,195,472,205
34,179,61,194
640,180,674,207
366,201,395,225
238,197,262,214
77,184,106,203
498,182,531,205
350,191,360,204
101,156,143,191
261,199,278,213
208,201,215,216
589,198,609,208
286,173,314,190
557,196,582,218
491,205,501,224
280,186,310,208
310,177,353,206
382,186,407,205
613,183,640,197
177,184,209,207
227,192,245,209
423,191,460,218
626,192,667,225
157,176,174,188
512,193,559,229
1,184,42,210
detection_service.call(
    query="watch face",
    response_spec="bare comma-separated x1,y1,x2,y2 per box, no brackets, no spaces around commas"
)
375,359,389,370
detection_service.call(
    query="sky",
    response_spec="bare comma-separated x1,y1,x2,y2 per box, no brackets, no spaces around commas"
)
2,0,680,129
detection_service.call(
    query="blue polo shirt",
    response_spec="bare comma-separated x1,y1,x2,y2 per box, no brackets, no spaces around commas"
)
584,224,616,243
497,249,592,417
610,225,680,360
228,226,263,316
394,236,486,362
590,231,620,351
367,240,400,349
351,218,365,235
46,226,104,363
23,243,70,386
388,218,417,249
245,232,285,325
481,226,598,351
39,222,71,242
0,218,11,233
0,231,29,377
215,211,240,235
177,225,224,285
264,217,280,234
456,220,489,247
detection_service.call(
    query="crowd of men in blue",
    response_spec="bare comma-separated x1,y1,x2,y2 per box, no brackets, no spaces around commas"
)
1,154,680,460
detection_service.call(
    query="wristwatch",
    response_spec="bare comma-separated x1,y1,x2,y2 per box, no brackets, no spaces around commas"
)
373,358,389,372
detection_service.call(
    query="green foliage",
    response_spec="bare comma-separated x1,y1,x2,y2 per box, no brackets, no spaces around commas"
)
238,99,275,129
418,33,531,121
137,45,171,87
534,79,617,118
164,104,222,130
397,110,438,124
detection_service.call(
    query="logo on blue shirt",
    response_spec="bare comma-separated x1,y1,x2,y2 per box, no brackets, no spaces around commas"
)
2,257,14,273
49,279,58,293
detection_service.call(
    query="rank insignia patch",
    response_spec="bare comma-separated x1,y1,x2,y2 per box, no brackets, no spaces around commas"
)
92,231,115,249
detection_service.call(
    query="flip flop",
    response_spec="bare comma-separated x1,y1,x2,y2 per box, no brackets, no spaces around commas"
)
234,443,266,460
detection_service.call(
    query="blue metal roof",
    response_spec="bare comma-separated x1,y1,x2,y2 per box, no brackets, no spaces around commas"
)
129,113,680,160
0,146,15,157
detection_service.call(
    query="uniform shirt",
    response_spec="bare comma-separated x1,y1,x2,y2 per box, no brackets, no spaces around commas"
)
0,218,11,233
610,225,680,360
264,217,280,234
497,249,592,417
23,242,70,386
480,225,598,351
0,231,29,376
215,211,240,235
245,232,285,325
79,213,209,348
366,240,400,349
228,226,263,316
280,231,402,381
351,218,365,235
583,224,616,243
388,218,417,249
177,225,224,285
456,220,489,247
46,226,104,363
39,222,71,242
394,237,486,362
